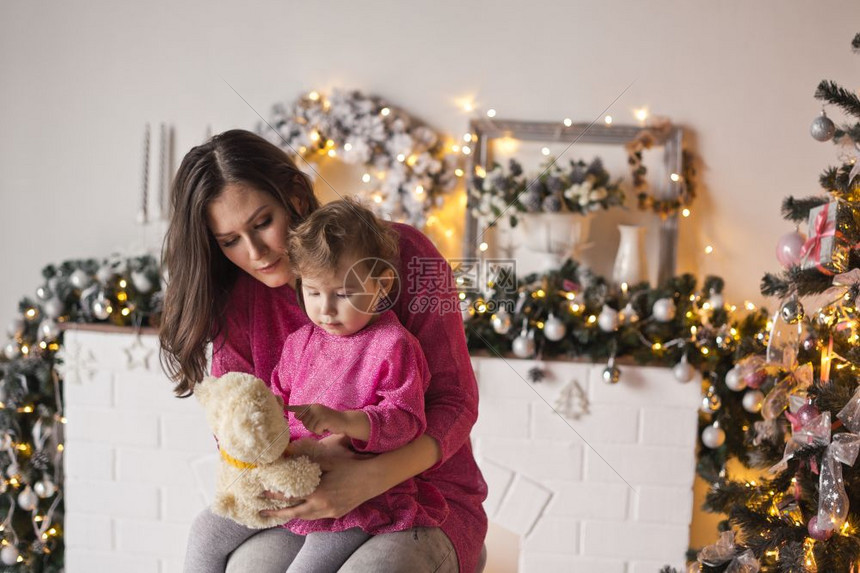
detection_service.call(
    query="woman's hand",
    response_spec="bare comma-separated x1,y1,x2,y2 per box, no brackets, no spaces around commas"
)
260,434,382,521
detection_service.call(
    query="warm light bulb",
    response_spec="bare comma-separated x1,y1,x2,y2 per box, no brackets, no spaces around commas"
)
119,279,128,288
362,173,371,183
415,185,424,195
463,102,474,112
397,154,406,162
309,131,320,142
704,245,714,254
604,115,613,125
670,173,680,182
463,133,472,142
452,145,460,153
344,143,353,151
541,147,550,156
380,107,391,116
634,108,649,122
479,242,488,252
444,229,454,238
327,149,336,157
563,118,573,127
308,91,320,101
681,208,691,217
486,109,496,118
455,168,464,177
462,145,472,155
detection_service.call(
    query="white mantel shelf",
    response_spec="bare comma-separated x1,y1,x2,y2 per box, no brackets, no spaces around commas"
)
61,329,699,573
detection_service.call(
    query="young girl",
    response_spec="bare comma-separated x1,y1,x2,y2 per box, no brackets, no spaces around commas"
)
184,199,449,572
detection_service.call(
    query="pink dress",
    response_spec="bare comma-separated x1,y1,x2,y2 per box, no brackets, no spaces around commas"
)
211,223,488,573
270,311,450,534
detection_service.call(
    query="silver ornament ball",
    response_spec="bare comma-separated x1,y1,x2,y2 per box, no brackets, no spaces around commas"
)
781,299,805,324
3,343,21,361
92,296,112,321
38,320,60,342
35,285,52,301
810,111,836,142
602,365,621,385
597,306,619,332
743,389,765,413
673,356,696,383
491,310,512,335
724,366,746,391
701,424,726,449
0,545,19,566
43,298,65,320
512,332,536,358
131,270,154,293
70,268,93,290
542,314,566,342
17,486,37,511
652,298,676,322
34,478,56,499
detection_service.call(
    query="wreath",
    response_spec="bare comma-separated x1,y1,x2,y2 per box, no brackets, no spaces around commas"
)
626,118,698,218
261,89,461,227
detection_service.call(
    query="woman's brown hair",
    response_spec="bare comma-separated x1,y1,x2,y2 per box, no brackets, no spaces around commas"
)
159,129,320,397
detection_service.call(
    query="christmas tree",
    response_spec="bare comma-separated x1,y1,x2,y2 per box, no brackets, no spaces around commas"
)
693,32,860,572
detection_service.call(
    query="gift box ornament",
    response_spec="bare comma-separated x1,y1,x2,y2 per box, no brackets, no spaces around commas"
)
800,200,859,275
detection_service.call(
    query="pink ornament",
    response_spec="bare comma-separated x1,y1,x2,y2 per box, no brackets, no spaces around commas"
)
744,369,767,389
796,404,820,427
808,515,834,540
776,231,807,268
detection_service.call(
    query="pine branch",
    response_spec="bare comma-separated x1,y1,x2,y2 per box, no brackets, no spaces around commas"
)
816,80,860,119
853,32,860,52
781,196,828,223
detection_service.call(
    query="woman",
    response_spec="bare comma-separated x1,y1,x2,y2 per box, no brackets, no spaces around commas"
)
159,129,487,572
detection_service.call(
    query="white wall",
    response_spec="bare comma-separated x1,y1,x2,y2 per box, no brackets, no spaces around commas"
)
2,1,859,331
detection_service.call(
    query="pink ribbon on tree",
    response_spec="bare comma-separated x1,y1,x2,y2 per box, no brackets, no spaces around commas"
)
800,202,836,265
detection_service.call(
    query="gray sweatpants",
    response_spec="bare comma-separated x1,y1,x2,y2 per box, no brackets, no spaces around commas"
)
225,522,459,573
183,508,370,573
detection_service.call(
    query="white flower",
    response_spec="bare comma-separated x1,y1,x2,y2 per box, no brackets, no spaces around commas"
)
588,187,608,202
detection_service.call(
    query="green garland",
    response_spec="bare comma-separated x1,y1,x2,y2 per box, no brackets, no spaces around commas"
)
0,254,161,572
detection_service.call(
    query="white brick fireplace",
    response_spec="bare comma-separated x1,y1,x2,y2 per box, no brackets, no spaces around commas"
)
60,329,700,572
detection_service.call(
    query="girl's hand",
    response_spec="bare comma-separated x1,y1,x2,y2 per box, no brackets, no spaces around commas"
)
285,403,347,436
260,434,381,520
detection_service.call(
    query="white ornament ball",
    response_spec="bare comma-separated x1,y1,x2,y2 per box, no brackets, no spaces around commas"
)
543,313,566,341
35,285,52,301
701,424,726,449
38,320,60,341
17,486,37,511
673,356,696,383
810,110,836,142
652,298,676,322
92,296,112,321
70,269,93,290
724,366,746,391
0,545,19,566
6,318,25,338
491,310,512,335
512,332,536,358
3,343,20,361
597,305,619,332
34,478,56,499
96,264,116,285
743,390,765,413
131,271,154,293
43,298,65,320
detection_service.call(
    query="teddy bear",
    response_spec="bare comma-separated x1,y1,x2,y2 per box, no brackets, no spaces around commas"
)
195,371,321,529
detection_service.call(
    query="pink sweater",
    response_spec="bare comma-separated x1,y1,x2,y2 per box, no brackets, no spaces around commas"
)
270,311,449,535
211,223,488,573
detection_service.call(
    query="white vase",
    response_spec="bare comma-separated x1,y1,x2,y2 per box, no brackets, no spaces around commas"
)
611,224,647,286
